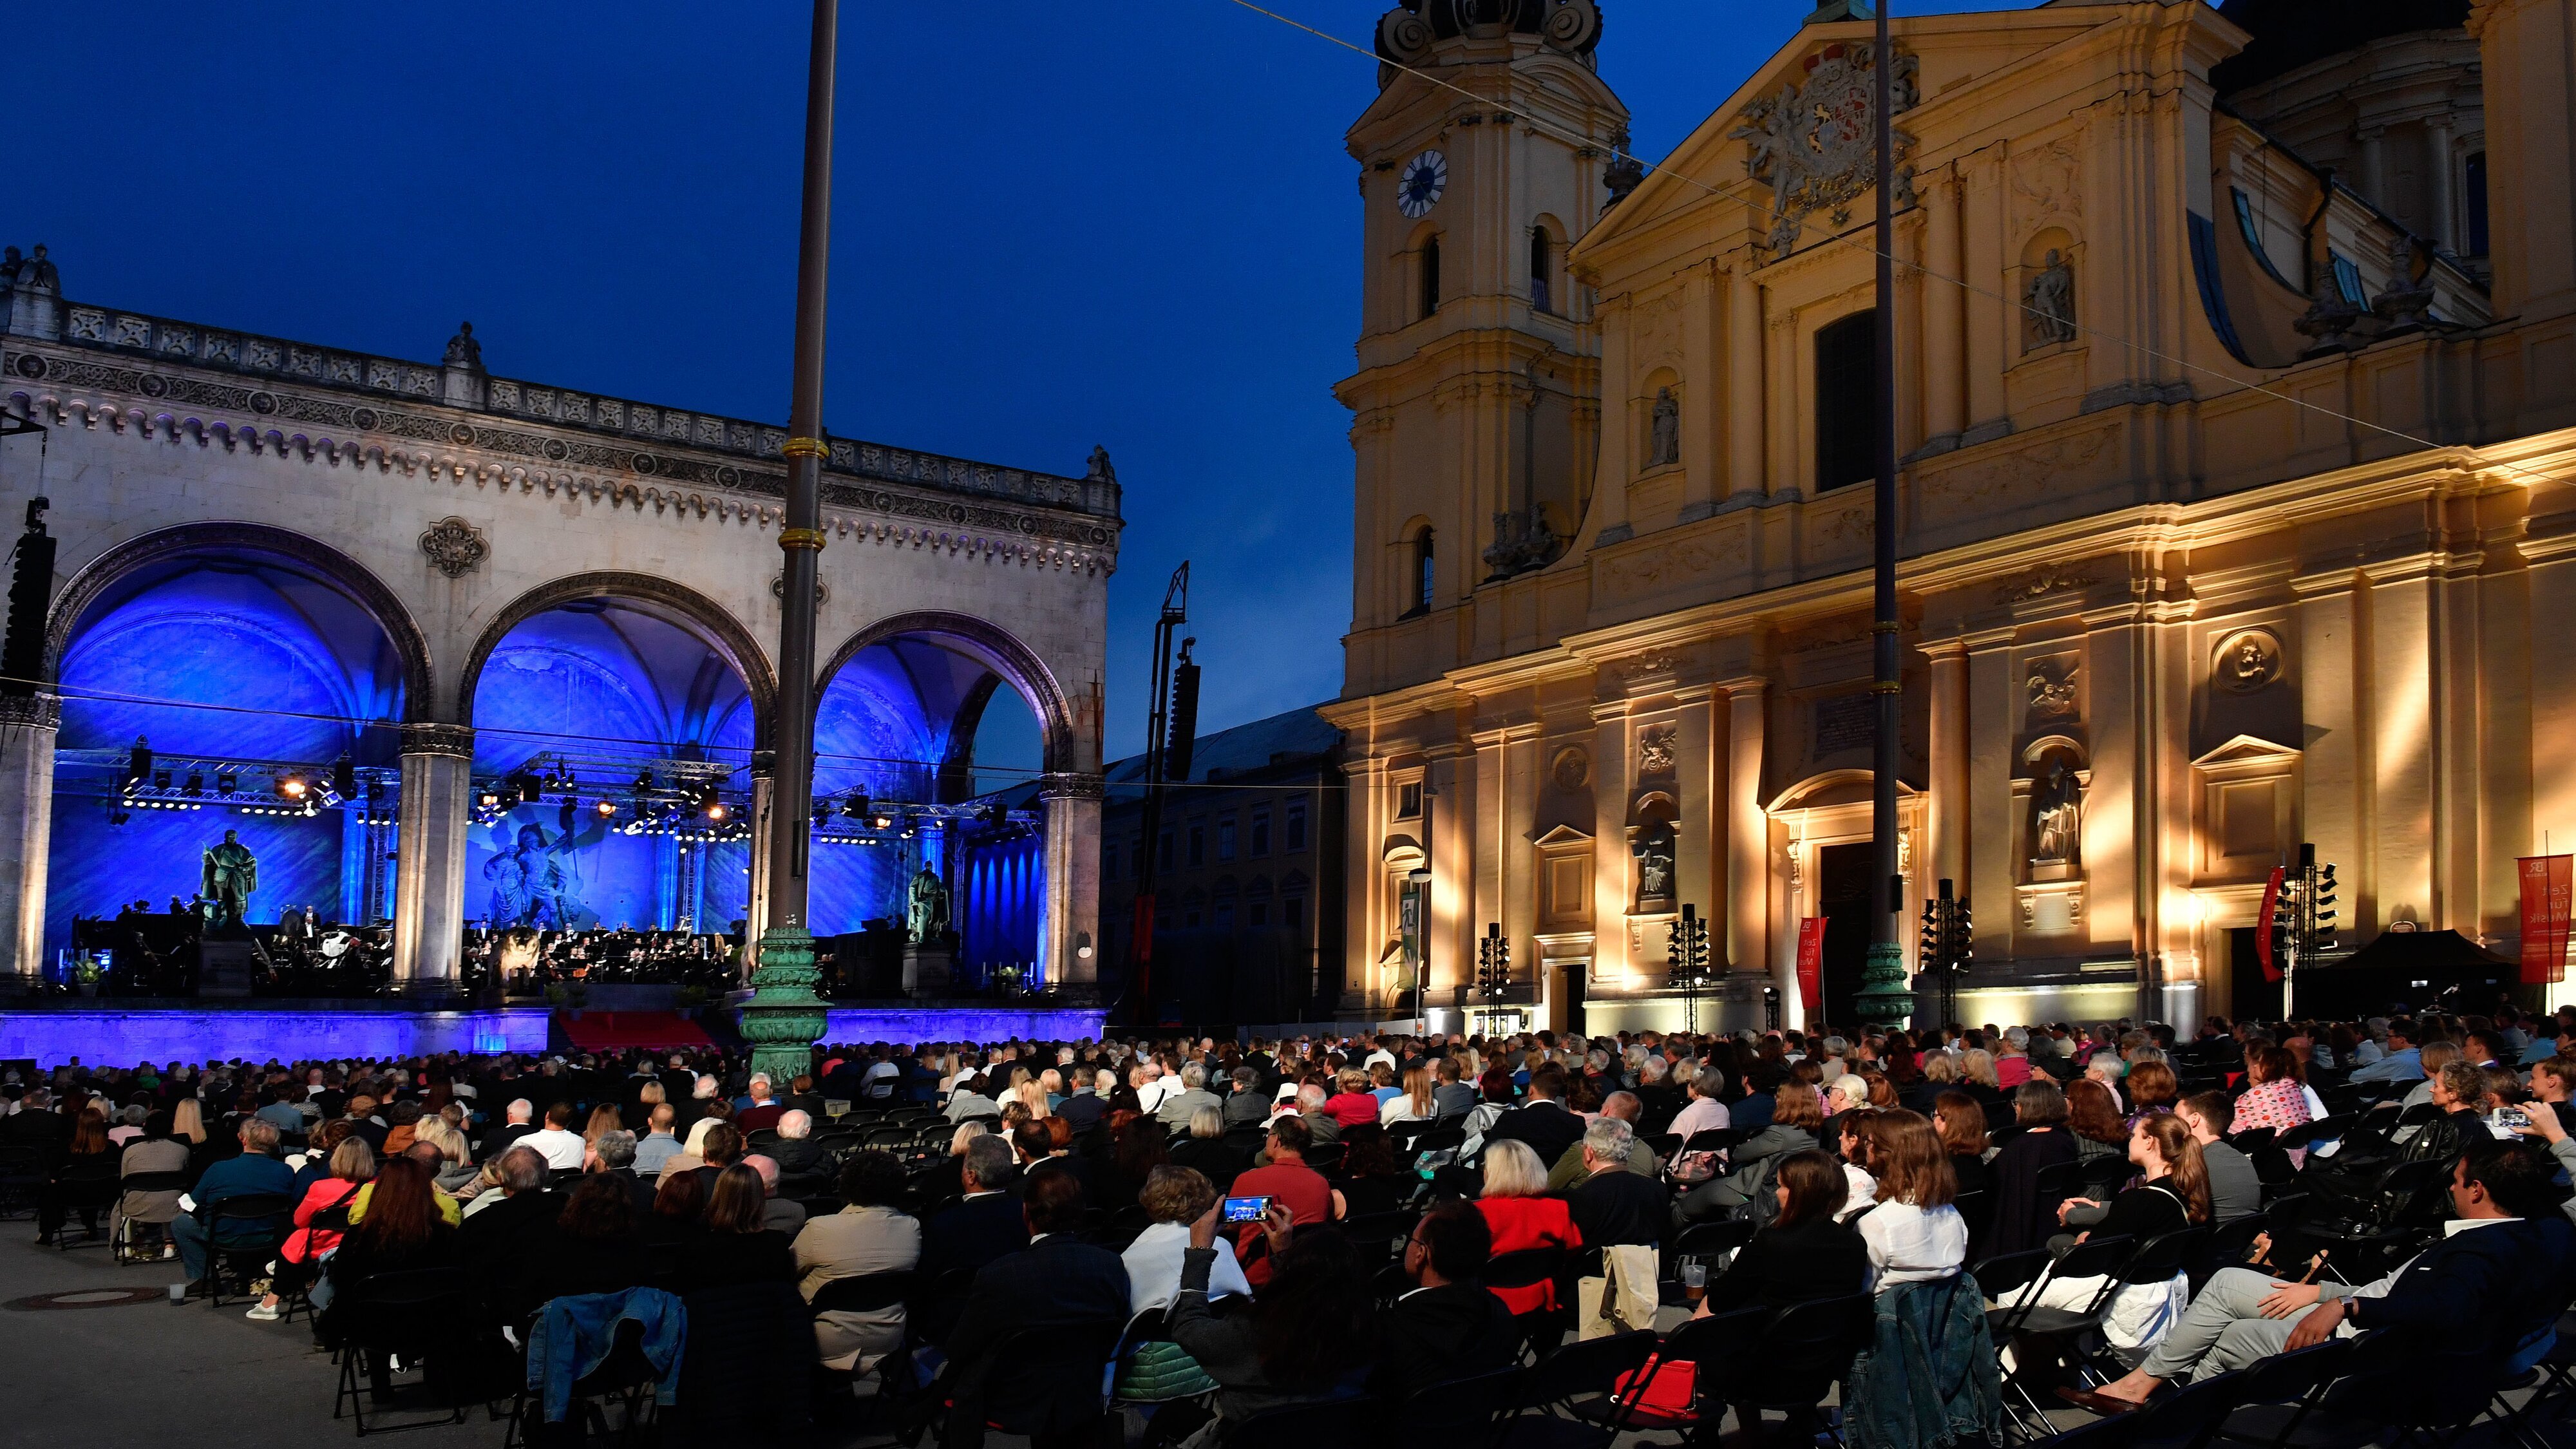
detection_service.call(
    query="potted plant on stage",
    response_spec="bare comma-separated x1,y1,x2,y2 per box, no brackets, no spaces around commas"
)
73,954,100,998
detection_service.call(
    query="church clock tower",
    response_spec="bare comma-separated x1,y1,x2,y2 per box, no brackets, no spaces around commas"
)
1341,0,1629,696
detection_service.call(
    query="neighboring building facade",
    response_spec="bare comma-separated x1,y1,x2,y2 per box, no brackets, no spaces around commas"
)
1325,0,2576,1034
0,251,1117,996
1095,706,1347,1025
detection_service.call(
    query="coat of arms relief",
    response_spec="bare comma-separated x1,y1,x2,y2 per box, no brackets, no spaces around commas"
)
1732,43,1920,258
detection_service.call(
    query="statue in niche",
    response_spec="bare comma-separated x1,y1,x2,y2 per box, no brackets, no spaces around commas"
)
201,829,258,931
906,865,951,944
2032,759,2083,866
2023,250,2076,350
1632,816,1677,902
1647,386,1681,468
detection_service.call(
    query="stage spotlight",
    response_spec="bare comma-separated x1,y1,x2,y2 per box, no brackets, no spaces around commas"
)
216,770,238,794
277,775,308,801
594,798,617,819
153,770,171,790
124,736,151,794
184,772,203,797
705,800,727,822
851,791,870,820
478,788,502,810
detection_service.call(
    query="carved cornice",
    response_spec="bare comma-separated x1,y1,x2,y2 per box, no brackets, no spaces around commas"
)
1037,772,1106,802
3,348,1118,570
0,692,61,730
398,723,475,759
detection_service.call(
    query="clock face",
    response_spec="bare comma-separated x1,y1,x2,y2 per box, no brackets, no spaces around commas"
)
1397,150,1448,218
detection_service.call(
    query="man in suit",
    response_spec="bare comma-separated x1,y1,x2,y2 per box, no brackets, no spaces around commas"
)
2065,1139,2576,1413
918,1135,1027,1289
765,1109,831,1197
478,1098,538,1161
1431,1058,1479,1120
1370,1199,1520,1399
1564,1117,1671,1249
1482,1065,1584,1166
937,1170,1130,1449
456,1146,563,1325
1056,1071,1110,1133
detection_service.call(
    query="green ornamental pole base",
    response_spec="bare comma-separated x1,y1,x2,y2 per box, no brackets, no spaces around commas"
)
737,924,829,1084
1852,940,1917,1030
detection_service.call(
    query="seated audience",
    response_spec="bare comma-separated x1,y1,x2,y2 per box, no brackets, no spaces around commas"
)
1692,1150,1870,1316
1474,1139,1579,1315
173,1117,293,1287
1370,1199,1519,1399
681,1162,796,1291
1987,1079,2079,1257
2175,1092,2260,1224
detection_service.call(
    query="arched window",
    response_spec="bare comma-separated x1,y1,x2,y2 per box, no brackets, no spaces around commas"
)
1405,527,1435,616
1814,310,1877,492
1530,227,1553,314
1421,235,1442,319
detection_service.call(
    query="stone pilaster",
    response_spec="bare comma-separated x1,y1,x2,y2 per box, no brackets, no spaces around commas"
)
0,694,61,986
392,723,473,990
1037,771,1105,1002
742,750,774,974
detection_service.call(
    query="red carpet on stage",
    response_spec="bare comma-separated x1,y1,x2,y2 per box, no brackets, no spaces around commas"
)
556,1011,716,1052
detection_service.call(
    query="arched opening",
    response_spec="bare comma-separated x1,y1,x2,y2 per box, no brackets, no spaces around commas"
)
1400,520,1436,617
1421,234,1443,319
47,542,421,979
810,618,1058,994
465,595,759,937
1530,220,1560,314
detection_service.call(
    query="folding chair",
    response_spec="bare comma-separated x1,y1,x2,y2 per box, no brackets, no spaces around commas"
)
1670,1217,1756,1289
1222,1396,1377,1449
202,1192,296,1307
331,1265,474,1435
2074,1227,2210,1382
1725,1293,1876,1447
1390,1366,1521,1447
1508,1326,1656,1421
2205,1336,2351,1449
0,1145,45,1218
1567,1307,1758,1439
810,1268,917,1399
1988,1235,2137,1437
1484,1247,1573,1356
111,1168,192,1264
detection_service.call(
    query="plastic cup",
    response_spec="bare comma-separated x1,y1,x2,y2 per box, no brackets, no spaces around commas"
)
167,1282,188,1305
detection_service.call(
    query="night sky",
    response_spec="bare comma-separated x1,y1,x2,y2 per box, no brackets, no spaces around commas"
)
6,0,2035,776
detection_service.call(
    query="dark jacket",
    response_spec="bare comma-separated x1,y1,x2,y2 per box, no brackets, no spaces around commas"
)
1985,1126,2078,1258
1166,1245,1367,1420
943,1235,1132,1449
1370,1279,1520,1399
679,1228,797,1293
763,1136,831,1196
1483,1100,1584,1167
1566,1165,1671,1248
1703,1215,1871,1316
2340,1214,2576,1380
919,1191,1028,1284
457,1188,564,1322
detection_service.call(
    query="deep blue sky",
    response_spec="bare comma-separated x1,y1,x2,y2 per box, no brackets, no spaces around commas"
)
8,0,2033,776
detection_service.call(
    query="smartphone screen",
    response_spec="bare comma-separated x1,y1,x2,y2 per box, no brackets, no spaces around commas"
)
1220,1195,1272,1224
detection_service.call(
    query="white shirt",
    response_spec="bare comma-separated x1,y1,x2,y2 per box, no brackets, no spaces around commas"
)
1858,1200,1967,1288
520,1126,586,1171
1122,1220,1253,1317
1137,1077,1180,1114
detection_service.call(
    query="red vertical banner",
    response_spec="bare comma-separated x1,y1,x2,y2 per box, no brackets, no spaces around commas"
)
2519,855,2572,985
1795,917,1827,1014
2256,867,2285,983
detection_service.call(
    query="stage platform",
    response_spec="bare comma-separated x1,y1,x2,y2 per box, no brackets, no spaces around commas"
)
0,997,1106,1068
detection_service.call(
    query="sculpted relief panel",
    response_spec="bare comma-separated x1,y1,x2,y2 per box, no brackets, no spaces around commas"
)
1595,524,1748,607
1917,423,2117,519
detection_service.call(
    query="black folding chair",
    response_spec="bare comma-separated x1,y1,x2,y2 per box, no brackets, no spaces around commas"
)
1390,1366,1521,1446
1224,1396,1378,1449
0,1144,45,1218
1509,1327,1656,1420
1567,1307,1751,1439
1484,1247,1573,1356
2206,1337,2352,1449
330,1265,475,1435
1989,1235,2136,1437
202,1191,296,1307
1720,1294,1877,1446
1671,1217,1756,1287
2074,1227,2210,1381
111,1168,193,1264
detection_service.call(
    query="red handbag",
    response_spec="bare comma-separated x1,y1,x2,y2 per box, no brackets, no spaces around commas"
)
1611,1355,1699,1421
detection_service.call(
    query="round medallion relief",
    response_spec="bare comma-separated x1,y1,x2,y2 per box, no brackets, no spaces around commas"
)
1551,746,1591,791
2213,628,2284,693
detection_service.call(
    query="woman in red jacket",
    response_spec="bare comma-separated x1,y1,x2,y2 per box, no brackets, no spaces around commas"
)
1473,1139,1580,1314
246,1137,375,1321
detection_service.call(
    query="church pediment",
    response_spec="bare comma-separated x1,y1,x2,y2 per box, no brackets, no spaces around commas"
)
2192,733,2300,771
1529,823,1594,848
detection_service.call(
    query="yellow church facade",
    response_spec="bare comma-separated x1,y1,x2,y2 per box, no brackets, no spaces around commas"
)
1321,0,2576,1034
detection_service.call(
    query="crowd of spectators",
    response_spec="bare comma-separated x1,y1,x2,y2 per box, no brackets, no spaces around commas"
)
2,999,2571,1443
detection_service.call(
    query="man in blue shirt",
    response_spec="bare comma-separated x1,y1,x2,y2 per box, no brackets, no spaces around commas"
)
2349,1020,2424,1084
173,1117,294,1286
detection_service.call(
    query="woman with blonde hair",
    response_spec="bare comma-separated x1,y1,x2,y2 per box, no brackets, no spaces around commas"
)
1379,1063,1437,1125
1475,1139,1580,1314
170,1096,207,1145
413,1117,477,1193
1012,1077,1053,1120
582,1103,623,1149
245,1136,374,1321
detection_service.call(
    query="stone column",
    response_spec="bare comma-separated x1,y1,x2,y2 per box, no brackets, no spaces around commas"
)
1922,169,1966,447
1339,756,1377,1014
1925,638,1969,889
392,723,474,990
1721,681,1770,983
1036,772,1104,1001
2424,117,2457,252
1725,262,1765,502
742,753,774,973
0,694,59,985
